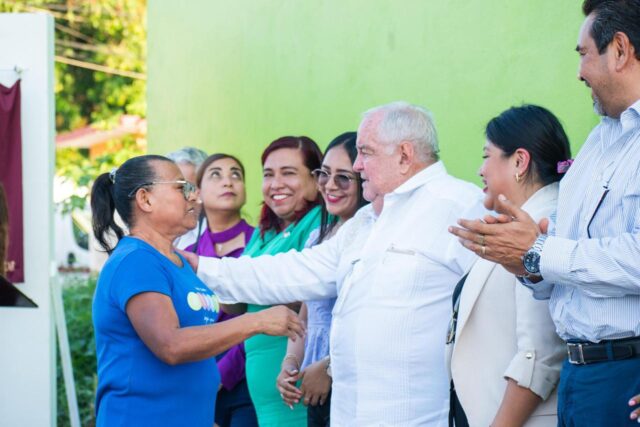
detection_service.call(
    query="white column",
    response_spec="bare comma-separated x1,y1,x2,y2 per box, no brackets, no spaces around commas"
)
0,13,56,427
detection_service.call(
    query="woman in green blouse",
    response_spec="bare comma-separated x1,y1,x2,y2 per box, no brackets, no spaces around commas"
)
243,136,323,426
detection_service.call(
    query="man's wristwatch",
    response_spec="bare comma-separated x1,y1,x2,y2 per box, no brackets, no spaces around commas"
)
522,234,548,275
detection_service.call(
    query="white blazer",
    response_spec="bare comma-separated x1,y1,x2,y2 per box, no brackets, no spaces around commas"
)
446,183,565,427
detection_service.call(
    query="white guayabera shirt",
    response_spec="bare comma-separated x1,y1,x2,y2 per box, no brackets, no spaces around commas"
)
198,162,485,426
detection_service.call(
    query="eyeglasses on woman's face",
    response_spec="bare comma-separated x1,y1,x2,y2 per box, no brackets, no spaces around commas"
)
311,169,357,190
128,180,197,200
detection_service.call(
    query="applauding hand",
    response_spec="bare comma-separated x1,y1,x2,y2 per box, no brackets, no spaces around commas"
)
449,194,545,275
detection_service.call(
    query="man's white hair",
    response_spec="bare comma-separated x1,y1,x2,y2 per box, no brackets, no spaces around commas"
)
166,146,208,168
362,101,439,162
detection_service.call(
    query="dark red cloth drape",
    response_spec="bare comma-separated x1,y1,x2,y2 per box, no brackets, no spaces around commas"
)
0,80,24,283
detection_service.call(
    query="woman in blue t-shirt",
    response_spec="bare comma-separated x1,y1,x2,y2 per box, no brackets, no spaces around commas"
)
90,155,304,427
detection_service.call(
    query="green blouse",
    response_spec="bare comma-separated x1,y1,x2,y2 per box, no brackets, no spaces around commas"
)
243,205,322,426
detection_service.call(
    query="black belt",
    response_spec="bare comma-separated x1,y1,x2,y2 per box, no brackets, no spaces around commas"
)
567,337,640,365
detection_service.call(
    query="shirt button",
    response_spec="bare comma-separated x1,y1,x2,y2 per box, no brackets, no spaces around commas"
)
525,352,533,360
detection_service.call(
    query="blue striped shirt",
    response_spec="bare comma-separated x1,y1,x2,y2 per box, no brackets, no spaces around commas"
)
530,99,640,342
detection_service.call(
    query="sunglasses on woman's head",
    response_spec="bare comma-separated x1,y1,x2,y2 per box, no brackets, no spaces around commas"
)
127,180,197,200
311,169,357,190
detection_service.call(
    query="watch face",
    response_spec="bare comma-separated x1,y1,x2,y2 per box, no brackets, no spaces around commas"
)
523,251,541,274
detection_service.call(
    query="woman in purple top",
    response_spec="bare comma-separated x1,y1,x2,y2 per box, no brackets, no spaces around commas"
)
186,153,258,427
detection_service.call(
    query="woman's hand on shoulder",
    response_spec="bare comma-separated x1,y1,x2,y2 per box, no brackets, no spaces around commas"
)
176,248,199,271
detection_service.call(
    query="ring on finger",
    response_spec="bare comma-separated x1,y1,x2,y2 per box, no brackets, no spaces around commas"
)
481,245,486,256
478,234,485,246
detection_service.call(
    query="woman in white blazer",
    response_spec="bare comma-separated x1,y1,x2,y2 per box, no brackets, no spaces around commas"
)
446,105,571,427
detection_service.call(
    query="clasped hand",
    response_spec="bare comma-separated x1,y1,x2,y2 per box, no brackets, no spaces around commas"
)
276,359,331,409
448,194,548,275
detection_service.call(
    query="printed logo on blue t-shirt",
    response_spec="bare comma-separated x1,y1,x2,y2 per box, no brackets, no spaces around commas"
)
187,291,220,314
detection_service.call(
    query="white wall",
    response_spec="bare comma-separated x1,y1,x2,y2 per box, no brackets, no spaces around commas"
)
0,13,56,427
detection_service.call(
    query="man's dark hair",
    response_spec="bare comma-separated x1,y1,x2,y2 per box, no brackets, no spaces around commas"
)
582,0,640,60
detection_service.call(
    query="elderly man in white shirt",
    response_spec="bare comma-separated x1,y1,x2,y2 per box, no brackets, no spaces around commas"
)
189,101,485,426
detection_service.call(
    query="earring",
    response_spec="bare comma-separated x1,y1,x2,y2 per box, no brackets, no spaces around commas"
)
515,172,521,183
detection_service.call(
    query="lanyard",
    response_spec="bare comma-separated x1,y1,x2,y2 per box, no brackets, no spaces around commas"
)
446,272,469,345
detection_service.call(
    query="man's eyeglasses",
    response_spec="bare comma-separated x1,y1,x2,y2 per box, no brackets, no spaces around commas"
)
311,169,357,190
128,180,197,200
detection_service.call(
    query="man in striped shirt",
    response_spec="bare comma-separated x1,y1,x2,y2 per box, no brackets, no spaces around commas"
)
451,0,640,425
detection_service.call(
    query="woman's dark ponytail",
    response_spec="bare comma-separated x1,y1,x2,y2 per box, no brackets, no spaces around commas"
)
90,154,172,254
91,173,125,254
485,105,571,186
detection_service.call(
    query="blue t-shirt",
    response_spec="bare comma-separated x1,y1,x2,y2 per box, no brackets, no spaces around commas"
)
93,237,220,427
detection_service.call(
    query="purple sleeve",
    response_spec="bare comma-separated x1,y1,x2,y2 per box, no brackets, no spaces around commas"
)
218,342,246,391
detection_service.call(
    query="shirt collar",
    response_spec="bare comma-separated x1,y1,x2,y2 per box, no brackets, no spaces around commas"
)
359,204,378,222
621,99,640,130
387,160,447,197
602,98,640,128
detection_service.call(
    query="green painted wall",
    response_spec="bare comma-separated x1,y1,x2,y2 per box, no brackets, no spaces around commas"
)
148,0,598,218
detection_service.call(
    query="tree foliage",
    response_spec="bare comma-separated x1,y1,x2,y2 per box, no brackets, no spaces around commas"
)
1,0,147,131
56,139,145,213
0,0,147,211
